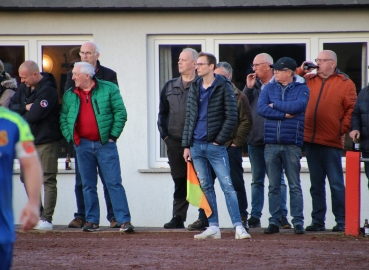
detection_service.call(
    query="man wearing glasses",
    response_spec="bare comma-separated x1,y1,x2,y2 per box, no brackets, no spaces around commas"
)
64,41,119,229
182,52,251,240
258,57,309,235
243,53,291,230
297,50,357,232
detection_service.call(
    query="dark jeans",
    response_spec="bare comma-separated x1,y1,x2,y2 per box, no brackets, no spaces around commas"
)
0,243,13,270
165,137,189,221
74,153,115,222
305,143,345,226
198,146,248,220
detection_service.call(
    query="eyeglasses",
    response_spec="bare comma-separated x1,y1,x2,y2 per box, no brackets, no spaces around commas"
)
79,51,97,56
315,58,333,63
195,63,209,67
251,62,267,68
273,69,290,73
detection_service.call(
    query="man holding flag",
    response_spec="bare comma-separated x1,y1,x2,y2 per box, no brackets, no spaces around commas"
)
182,52,251,240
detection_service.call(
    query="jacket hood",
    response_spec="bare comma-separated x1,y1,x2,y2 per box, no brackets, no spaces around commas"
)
269,74,305,84
39,72,57,88
1,78,17,89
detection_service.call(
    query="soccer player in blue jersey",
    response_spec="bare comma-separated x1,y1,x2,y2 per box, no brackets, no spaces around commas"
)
0,107,42,270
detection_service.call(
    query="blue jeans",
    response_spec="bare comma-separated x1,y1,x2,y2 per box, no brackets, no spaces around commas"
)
74,139,131,225
305,143,345,226
248,144,288,219
190,142,242,228
74,154,115,221
264,144,304,226
198,146,248,220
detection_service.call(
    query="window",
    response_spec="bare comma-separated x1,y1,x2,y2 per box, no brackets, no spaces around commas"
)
148,33,369,169
0,45,25,85
0,36,91,166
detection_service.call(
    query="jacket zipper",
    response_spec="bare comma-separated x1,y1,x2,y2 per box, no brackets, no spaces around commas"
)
311,79,327,142
91,91,103,144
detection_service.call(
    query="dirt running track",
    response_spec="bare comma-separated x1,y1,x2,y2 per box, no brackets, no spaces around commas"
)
12,227,369,270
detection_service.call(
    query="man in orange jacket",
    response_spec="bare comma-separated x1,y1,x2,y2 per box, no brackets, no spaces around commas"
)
297,50,357,232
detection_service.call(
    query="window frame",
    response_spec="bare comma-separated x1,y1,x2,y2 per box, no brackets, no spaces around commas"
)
0,35,92,170
148,33,369,169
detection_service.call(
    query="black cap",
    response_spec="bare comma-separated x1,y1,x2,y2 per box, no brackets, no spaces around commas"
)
270,57,297,71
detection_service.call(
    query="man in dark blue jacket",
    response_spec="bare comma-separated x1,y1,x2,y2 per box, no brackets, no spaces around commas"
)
182,52,250,240
257,57,309,235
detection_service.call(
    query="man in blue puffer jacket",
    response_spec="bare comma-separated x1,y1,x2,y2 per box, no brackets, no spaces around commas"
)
257,57,309,235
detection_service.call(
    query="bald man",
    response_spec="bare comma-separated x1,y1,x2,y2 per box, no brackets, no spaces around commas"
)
9,60,62,230
297,50,357,232
64,41,119,229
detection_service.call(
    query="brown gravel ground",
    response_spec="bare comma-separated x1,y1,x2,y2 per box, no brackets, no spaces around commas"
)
12,226,369,270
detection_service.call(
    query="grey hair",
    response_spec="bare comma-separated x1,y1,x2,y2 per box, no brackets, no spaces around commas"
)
258,53,274,64
74,62,95,77
216,62,233,80
182,48,199,61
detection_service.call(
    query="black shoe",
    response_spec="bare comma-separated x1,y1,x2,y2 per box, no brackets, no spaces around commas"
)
187,219,209,231
241,216,249,232
248,216,261,228
280,216,291,229
305,223,326,231
164,216,184,229
332,224,345,232
294,224,305,234
264,224,279,234
82,222,100,232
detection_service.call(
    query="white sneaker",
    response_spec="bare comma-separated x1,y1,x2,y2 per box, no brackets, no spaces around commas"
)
194,226,221,239
235,225,251,239
34,220,53,230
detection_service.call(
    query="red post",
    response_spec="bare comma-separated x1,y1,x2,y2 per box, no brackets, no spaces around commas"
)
345,151,361,236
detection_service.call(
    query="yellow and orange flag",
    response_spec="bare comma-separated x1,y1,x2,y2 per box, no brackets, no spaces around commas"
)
186,161,212,218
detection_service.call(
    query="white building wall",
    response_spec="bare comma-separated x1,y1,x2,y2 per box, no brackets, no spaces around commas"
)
2,9,369,228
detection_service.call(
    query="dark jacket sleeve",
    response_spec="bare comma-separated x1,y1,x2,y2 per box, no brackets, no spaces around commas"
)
257,84,286,120
273,86,310,115
182,85,195,148
230,92,253,147
23,86,59,123
157,82,170,140
9,86,27,115
214,83,238,145
64,71,75,92
351,86,367,131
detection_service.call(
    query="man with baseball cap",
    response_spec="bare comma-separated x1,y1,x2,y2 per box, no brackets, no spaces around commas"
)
257,57,309,235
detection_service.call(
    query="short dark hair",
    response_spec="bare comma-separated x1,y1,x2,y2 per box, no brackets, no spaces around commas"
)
198,52,217,70
215,62,233,80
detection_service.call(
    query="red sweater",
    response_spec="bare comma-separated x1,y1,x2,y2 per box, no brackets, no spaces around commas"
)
74,86,100,146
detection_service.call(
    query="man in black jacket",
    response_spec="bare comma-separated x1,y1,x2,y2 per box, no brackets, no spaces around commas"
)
182,52,251,240
9,60,62,230
64,41,119,229
158,48,198,229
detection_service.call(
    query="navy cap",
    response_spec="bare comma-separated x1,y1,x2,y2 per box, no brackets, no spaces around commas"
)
270,57,297,71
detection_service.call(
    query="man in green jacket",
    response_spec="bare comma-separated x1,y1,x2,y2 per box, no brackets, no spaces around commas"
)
60,62,133,232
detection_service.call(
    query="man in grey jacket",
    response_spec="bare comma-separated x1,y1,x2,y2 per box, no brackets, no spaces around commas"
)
157,48,198,229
